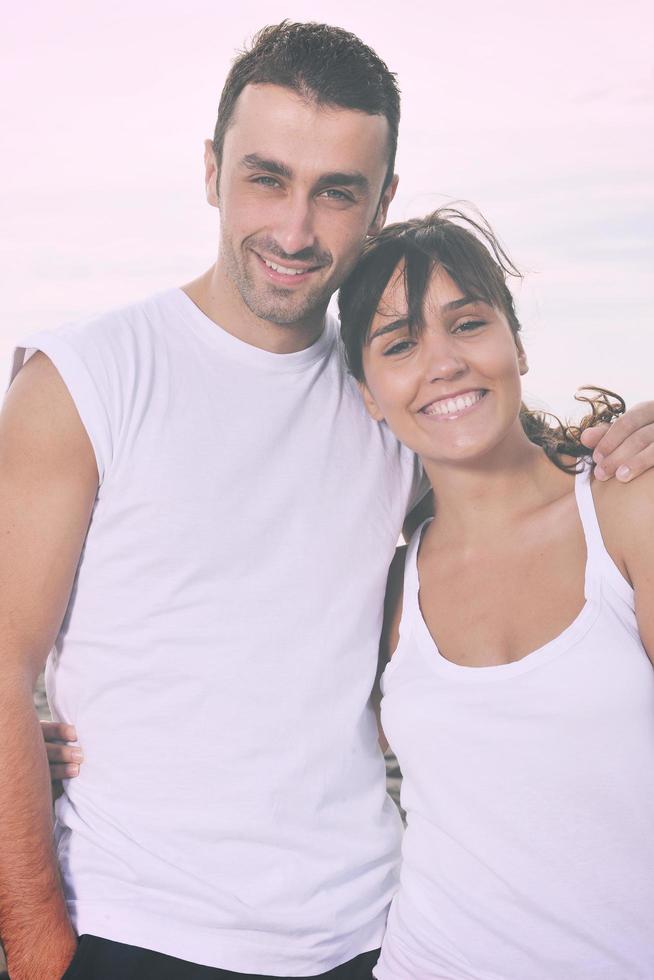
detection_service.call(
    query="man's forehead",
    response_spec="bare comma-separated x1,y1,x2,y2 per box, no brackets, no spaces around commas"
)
225,82,390,170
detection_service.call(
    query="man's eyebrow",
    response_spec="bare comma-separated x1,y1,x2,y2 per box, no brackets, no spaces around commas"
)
241,153,293,179
315,171,370,191
239,156,369,193
368,318,409,341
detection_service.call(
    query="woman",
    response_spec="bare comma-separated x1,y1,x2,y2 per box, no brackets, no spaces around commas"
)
338,208,654,978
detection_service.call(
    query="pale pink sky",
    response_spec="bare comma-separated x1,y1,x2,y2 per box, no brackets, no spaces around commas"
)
2,0,652,414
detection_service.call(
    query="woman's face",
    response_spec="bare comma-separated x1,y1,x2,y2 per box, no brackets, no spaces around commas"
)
360,263,528,465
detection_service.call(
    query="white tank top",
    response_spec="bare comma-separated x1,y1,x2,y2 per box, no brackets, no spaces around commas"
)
376,465,654,980
10,290,424,975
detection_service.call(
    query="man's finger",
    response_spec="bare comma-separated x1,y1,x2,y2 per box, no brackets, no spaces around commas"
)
589,401,654,463
593,423,654,480
599,443,654,483
41,720,78,744
579,424,608,449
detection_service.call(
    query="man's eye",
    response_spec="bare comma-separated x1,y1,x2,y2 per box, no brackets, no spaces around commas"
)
320,189,352,202
253,176,280,188
454,320,485,333
384,340,415,356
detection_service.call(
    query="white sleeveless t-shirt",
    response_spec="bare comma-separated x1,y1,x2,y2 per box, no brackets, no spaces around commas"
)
376,465,654,979
10,289,425,975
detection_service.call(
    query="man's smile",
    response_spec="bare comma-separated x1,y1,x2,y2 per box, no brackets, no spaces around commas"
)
252,250,326,287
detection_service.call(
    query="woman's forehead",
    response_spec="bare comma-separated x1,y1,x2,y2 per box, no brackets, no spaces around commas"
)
372,261,465,324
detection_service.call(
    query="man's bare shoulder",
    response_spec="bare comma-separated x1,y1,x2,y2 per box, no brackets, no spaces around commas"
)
8,349,66,398
2,352,97,481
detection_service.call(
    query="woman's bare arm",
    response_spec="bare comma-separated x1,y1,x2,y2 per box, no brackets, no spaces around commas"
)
593,469,654,663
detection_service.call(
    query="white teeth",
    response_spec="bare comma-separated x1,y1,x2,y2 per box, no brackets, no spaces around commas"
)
422,391,485,416
263,258,306,276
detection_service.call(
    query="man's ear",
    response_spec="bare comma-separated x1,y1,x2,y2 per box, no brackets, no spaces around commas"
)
358,380,385,422
368,174,399,236
204,139,220,208
515,334,529,376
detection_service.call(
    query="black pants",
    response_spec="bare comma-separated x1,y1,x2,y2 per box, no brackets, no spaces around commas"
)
61,935,380,980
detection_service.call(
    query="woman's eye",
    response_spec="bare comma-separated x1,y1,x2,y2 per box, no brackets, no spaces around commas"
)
454,319,485,333
384,339,415,356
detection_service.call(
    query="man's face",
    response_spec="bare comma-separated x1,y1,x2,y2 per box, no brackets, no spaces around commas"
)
206,84,397,328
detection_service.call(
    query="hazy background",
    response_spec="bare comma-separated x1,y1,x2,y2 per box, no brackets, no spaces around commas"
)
2,0,652,416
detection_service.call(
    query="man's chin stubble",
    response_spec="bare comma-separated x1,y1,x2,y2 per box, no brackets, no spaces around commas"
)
240,282,332,327
221,246,331,326
246,300,324,326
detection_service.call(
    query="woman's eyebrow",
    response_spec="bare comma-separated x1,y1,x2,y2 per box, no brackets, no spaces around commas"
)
367,298,484,342
441,296,481,311
369,318,409,341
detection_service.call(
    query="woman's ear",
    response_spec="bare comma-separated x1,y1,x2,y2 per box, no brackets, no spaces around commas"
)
358,381,385,422
515,335,529,376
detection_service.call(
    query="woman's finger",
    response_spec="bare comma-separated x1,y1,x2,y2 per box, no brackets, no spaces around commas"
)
41,720,78,744
49,764,80,781
46,743,83,765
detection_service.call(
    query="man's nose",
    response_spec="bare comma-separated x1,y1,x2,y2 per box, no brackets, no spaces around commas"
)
272,195,317,258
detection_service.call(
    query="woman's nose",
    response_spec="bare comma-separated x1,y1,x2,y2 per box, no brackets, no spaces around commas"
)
421,332,467,382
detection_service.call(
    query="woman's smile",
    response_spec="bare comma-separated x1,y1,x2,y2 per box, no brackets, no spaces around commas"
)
419,388,488,420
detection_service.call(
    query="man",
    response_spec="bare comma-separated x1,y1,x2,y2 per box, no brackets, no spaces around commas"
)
0,21,652,980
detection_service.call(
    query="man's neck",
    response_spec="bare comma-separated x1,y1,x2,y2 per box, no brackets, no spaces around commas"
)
181,264,327,354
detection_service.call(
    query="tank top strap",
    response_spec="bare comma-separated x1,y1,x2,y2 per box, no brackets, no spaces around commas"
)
574,461,605,599
397,517,432,642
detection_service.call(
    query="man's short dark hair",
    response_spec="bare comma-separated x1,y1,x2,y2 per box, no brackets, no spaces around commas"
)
213,21,400,190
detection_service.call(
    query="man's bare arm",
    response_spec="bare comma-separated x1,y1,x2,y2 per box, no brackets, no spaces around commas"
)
0,353,98,980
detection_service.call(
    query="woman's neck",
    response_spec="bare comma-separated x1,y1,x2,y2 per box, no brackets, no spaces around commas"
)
422,424,575,546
